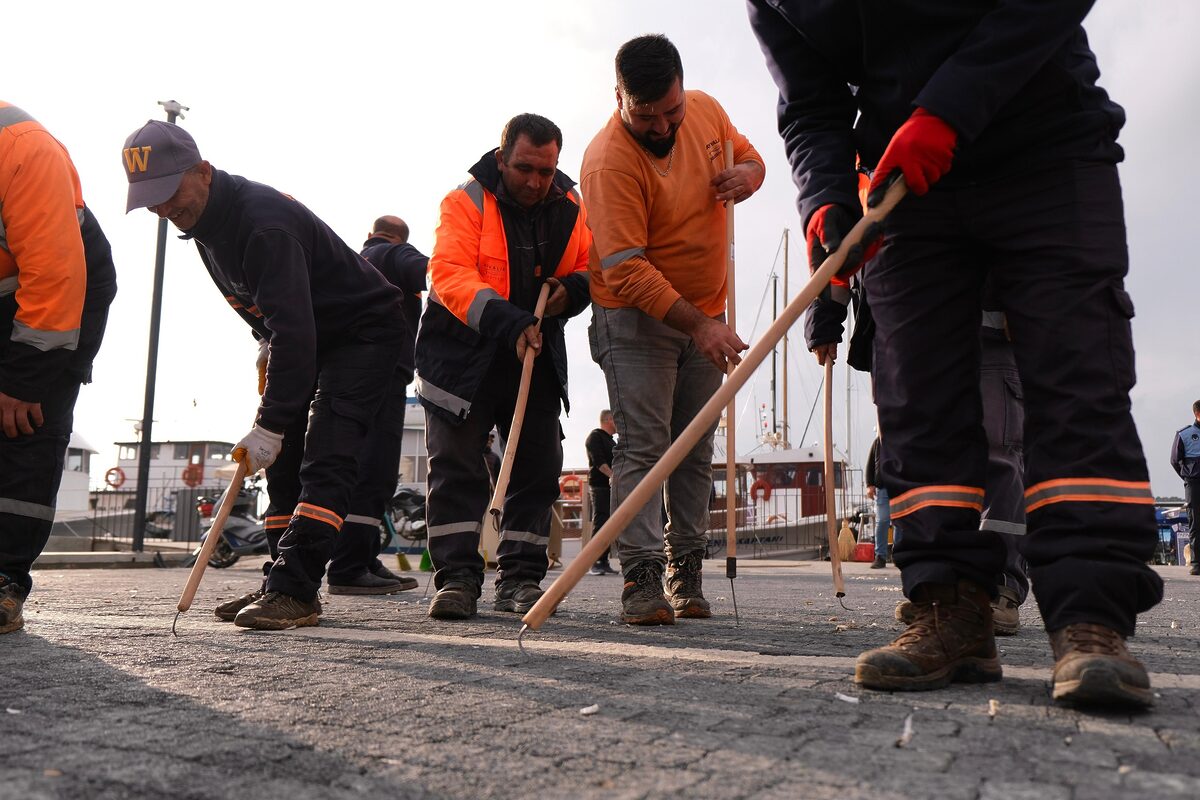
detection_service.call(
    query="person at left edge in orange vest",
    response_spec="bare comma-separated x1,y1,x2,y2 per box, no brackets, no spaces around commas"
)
122,120,408,630
1,102,117,634
416,114,592,621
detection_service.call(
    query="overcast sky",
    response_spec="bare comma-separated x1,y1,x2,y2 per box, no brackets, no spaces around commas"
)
6,1,1196,497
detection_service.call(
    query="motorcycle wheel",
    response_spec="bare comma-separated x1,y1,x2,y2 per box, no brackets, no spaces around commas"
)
208,538,240,569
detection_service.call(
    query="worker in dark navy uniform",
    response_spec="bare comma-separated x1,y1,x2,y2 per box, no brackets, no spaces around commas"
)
749,0,1163,708
123,121,407,630
1170,401,1200,576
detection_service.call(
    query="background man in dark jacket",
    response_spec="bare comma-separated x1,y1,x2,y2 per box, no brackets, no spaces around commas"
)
415,114,591,620
585,409,618,575
123,121,408,631
749,0,1163,708
1170,401,1200,576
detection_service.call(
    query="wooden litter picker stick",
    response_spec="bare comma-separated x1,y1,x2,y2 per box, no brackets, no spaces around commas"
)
823,360,846,597
488,282,552,529
173,459,249,634
519,178,908,637
723,140,740,625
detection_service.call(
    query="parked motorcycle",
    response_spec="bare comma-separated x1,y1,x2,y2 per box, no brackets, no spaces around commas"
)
379,485,426,552
192,475,270,568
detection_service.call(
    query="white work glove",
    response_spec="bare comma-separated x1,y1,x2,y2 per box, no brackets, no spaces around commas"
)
255,338,270,396
232,424,283,473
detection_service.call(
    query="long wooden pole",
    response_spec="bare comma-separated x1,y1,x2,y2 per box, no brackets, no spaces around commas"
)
823,360,845,596
723,141,738,611
520,178,907,633
488,283,552,528
781,229,789,446
174,460,249,625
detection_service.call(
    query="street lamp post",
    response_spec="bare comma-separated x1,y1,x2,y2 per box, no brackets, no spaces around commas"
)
131,99,189,552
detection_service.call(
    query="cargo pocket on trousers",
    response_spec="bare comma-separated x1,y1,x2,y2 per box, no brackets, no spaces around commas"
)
1002,374,1025,449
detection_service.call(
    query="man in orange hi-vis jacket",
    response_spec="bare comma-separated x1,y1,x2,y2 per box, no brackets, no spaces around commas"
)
1,102,116,634
415,113,592,621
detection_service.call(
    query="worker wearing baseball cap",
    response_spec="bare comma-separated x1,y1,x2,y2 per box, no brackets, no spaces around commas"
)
122,120,409,629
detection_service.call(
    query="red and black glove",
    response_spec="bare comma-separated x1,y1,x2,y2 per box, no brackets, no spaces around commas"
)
806,203,880,286
867,107,958,208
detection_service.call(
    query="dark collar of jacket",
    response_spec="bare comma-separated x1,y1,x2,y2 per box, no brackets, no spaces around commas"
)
466,149,576,211
184,168,238,244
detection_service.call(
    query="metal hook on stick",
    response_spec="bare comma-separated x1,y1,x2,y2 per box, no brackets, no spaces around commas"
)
172,460,249,636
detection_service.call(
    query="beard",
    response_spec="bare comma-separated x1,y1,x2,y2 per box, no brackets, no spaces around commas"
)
628,124,678,158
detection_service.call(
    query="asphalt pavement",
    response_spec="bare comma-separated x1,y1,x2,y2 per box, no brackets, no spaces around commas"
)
3,557,1199,800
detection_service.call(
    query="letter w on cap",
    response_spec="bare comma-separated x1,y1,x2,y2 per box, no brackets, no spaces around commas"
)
123,145,152,173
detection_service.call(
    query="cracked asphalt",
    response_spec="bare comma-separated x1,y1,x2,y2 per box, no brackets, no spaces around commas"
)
3,558,1199,799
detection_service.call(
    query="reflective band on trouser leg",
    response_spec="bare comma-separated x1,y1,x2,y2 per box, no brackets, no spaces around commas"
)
426,521,482,539
344,514,381,526
890,485,985,519
294,503,344,531
1024,478,1154,514
500,529,547,546
0,497,56,521
263,515,292,531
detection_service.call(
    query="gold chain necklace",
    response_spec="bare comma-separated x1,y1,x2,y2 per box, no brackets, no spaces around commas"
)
640,144,675,177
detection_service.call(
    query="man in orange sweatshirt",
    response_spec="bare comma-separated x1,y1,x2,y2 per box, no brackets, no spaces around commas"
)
582,35,764,625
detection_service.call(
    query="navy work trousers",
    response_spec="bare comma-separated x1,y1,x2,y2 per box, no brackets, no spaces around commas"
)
0,306,109,595
263,326,405,602
262,373,408,585
424,353,562,593
867,161,1163,636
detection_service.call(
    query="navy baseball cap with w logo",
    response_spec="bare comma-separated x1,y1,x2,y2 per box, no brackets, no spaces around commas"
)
122,120,202,213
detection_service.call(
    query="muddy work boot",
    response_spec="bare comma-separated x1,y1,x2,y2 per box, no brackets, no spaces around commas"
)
991,586,1021,636
493,579,544,614
233,591,322,630
1049,623,1153,709
857,580,1001,691
0,578,26,634
666,551,712,619
215,585,265,622
897,585,1020,635
428,579,479,620
620,561,675,626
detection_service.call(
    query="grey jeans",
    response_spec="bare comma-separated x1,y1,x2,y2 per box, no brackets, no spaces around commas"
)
589,305,723,573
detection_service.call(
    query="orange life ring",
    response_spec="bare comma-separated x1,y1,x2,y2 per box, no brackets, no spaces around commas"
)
181,464,204,488
750,477,772,502
559,474,584,501
105,467,126,489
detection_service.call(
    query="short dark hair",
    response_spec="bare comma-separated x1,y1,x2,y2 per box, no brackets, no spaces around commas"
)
499,113,562,161
615,34,684,105
1193,399,1200,414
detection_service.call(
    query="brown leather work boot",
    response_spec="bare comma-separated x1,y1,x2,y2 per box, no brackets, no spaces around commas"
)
1049,623,1152,709
857,580,1001,691
666,551,712,619
991,586,1021,636
897,585,1021,636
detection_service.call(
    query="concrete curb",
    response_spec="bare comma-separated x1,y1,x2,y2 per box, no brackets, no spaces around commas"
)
33,551,192,569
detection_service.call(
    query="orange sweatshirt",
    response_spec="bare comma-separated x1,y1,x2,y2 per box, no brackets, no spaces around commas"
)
581,90,762,319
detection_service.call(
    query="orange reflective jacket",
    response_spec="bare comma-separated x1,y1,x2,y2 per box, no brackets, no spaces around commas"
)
416,155,592,422
0,102,86,401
